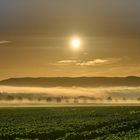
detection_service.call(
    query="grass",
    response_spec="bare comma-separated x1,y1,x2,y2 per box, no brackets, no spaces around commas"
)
0,106,140,140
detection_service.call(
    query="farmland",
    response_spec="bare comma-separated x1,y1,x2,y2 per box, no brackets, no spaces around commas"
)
0,107,140,140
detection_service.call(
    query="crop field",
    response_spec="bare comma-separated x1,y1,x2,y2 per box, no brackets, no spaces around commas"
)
0,106,140,140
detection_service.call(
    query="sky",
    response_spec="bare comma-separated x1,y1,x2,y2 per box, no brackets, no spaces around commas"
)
0,0,140,79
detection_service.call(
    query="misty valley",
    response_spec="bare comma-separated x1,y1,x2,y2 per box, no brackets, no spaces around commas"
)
0,77,139,106
0,0,140,139
0,86,140,106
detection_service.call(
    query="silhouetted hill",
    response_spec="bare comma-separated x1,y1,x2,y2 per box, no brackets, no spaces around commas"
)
0,76,140,87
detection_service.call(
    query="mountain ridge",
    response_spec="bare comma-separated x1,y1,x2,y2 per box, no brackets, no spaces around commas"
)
0,76,140,87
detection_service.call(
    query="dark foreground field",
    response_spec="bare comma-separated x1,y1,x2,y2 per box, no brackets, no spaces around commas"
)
0,107,140,140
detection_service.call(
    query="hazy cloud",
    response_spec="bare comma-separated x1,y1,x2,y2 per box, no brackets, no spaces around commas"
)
58,60,78,64
0,40,10,45
56,58,120,66
76,59,109,66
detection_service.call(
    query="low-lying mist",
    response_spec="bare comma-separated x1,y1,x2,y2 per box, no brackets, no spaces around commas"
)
0,85,140,105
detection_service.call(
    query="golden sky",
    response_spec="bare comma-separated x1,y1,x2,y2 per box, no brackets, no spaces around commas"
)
0,0,140,79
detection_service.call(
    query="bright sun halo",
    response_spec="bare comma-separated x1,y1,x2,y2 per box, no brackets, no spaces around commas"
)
71,39,80,49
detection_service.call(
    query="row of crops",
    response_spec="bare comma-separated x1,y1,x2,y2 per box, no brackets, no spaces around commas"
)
0,107,140,139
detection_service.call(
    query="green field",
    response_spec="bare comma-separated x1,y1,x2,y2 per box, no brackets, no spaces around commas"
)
0,107,140,140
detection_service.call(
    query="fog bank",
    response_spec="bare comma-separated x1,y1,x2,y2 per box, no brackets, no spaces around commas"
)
0,86,140,105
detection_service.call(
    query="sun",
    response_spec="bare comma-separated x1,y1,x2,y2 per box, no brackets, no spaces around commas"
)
71,39,81,49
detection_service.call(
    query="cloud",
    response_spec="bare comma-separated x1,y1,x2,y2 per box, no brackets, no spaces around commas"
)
0,40,11,45
76,59,109,66
58,60,77,63
57,60,78,65
56,58,120,66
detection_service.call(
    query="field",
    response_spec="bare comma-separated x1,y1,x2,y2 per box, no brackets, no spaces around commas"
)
0,107,140,140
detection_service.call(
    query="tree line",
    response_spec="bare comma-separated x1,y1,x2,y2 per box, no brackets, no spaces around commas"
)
0,93,140,103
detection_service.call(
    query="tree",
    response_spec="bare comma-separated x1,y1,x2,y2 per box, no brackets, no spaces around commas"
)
17,96,23,100
74,98,79,104
56,97,62,103
64,97,69,103
37,97,41,102
107,96,112,101
27,97,33,101
46,97,52,102
122,97,127,101
6,95,14,101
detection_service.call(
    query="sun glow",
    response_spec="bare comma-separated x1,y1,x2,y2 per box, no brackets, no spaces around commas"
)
71,39,81,49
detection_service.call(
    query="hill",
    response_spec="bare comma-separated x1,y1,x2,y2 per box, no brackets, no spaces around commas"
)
0,76,140,87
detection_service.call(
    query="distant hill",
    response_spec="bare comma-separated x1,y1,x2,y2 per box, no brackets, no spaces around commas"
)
0,76,140,87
